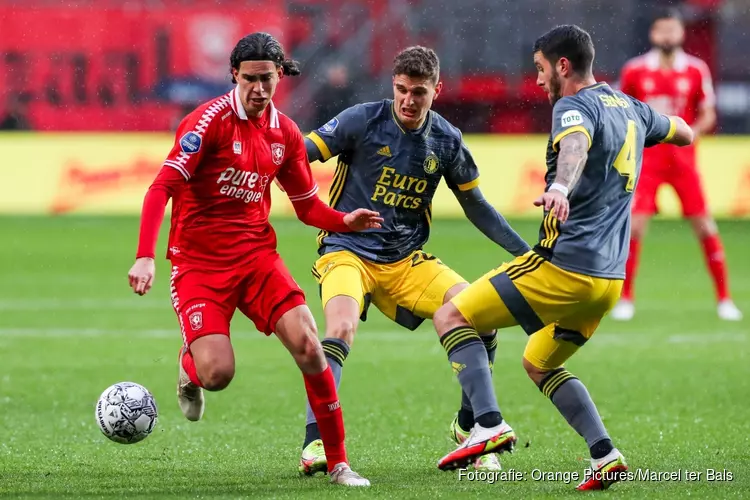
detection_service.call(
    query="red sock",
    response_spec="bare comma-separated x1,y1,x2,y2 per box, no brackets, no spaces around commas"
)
181,348,203,387
622,238,641,300
304,366,347,471
701,234,729,301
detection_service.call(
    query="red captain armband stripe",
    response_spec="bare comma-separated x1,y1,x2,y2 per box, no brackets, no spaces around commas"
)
288,185,319,202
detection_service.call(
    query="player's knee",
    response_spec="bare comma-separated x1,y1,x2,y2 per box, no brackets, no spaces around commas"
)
294,331,325,368
522,357,547,386
326,319,357,345
689,216,717,239
199,363,235,391
433,302,467,335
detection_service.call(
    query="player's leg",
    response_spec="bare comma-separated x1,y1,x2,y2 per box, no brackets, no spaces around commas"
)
672,165,742,320
522,278,627,490
274,305,368,486
612,165,660,321
239,253,369,486
301,252,372,474
431,256,535,470
396,252,502,471
441,282,501,472
170,264,238,421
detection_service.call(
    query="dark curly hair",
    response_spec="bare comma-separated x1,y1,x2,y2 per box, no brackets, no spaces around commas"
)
393,46,440,84
533,25,595,77
230,32,301,83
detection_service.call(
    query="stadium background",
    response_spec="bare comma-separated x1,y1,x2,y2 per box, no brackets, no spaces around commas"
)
2,0,748,497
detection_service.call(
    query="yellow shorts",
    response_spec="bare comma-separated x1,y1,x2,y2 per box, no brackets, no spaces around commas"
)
312,250,466,330
451,251,623,370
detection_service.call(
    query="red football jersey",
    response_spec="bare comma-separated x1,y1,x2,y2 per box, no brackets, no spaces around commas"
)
620,49,715,125
162,88,319,265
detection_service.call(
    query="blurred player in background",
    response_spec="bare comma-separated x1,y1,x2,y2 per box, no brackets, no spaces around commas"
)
432,25,693,490
127,32,382,487
613,9,742,321
298,46,530,475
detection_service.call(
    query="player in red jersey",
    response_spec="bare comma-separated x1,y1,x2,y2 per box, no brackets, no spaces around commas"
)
614,9,742,321
127,33,381,486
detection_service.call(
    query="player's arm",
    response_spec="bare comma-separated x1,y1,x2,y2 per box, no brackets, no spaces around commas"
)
454,187,530,257
279,126,383,232
631,98,694,147
304,104,366,163
537,100,597,222
445,140,530,255
692,62,717,137
129,112,214,295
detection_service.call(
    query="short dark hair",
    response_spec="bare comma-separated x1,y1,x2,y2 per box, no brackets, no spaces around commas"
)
393,46,440,84
533,25,595,76
651,7,684,27
230,32,301,83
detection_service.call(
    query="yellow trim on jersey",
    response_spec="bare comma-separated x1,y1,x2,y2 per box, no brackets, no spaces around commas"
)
457,177,480,191
539,210,560,248
307,131,333,161
328,160,350,208
552,125,592,152
390,103,407,134
660,117,677,143
317,230,328,248
425,203,433,226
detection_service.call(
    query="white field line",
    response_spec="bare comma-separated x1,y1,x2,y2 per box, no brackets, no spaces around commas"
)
0,298,165,310
0,328,745,345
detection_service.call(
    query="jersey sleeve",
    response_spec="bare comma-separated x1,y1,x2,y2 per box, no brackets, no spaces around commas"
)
630,98,676,145
304,104,367,162
618,64,638,97
277,123,320,202
445,139,481,191
162,109,218,180
695,60,716,109
550,97,596,152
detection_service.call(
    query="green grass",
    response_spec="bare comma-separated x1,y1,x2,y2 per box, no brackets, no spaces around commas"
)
1,216,748,499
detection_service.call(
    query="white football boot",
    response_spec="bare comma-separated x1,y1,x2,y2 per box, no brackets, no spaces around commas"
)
610,299,635,321
718,300,743,321
177,347,204,421
329,462,371,486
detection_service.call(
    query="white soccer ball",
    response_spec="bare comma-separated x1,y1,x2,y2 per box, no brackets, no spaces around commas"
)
95,382,158,444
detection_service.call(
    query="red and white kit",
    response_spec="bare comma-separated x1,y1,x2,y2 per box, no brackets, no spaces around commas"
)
137,87,350,344
620,49,715,216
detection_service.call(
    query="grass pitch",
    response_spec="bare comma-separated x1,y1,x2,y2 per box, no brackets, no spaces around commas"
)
1,216,748,498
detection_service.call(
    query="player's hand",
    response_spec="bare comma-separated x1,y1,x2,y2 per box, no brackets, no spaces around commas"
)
128,257,155,296
343,208,384,231
533,190,570,223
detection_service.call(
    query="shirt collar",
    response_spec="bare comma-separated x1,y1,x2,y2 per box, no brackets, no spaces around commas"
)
229,85,279,128
645,49,688,71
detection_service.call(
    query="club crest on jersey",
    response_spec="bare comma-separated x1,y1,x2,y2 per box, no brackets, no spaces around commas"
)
271,143,285,165
189,311,203,331
318,117,339,135
560,110,584,128
423,152,439,174
179,131,202,154
233,141,242,154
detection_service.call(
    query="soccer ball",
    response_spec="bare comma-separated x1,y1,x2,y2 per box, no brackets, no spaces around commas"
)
95,382,158,444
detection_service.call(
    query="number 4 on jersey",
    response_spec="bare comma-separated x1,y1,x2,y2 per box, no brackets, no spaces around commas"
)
613,119,637,192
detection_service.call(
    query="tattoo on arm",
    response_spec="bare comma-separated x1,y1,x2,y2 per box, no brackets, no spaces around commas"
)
555,132,589,190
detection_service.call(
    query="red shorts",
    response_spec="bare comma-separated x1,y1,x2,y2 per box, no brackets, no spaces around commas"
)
633,145,707,217
169,251,306,346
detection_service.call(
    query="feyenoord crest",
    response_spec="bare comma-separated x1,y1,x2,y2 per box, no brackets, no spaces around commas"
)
189,311,203,331
423,152,439,174
271,143,285,165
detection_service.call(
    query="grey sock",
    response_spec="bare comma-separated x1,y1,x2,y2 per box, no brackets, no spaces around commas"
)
441,327,500,420
304,338,349,433
540,368,610,448
459,332,497,424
